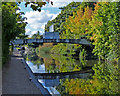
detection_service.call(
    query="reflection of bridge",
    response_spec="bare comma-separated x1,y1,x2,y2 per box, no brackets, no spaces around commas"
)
35,69,93,79
11,39,91,46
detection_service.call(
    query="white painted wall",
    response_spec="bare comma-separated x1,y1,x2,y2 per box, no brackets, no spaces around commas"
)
49,25,54,32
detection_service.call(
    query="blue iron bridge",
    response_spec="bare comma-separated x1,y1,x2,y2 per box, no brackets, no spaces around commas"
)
11,39,92,46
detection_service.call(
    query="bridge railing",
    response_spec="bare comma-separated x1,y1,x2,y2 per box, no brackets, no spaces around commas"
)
11,39,24,45
27,39,36,44
36,39,43,43
11,39,91,46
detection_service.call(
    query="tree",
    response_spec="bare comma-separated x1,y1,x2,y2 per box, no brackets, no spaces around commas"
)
45,2,82,33
51,2,120,62
88,2,120,61
31,31,43,39
16,33,29,39
62,6,93,39
36,31,43,39
2,2,27,64
2,1,52,64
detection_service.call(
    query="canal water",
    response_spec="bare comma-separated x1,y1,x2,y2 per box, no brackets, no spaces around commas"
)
23,47,119,95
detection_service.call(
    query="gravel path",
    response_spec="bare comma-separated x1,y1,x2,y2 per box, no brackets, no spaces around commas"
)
2,49,45,95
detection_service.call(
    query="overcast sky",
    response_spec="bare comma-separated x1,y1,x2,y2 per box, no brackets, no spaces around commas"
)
19,0,83,37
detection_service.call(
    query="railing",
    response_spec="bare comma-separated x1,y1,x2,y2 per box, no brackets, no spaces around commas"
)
11,39,92,46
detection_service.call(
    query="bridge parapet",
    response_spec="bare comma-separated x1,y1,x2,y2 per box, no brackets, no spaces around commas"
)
11,39,91,46
27,39,36,44
12,39,24,45
36,39,43,43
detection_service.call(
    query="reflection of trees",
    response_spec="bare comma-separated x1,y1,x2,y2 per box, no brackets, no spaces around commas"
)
30,58,44,69
37,46,84,73
43,58,58,73
50,54,83,72
36,46,96,73
56,62,119,95
24,48,44,69
24,48,120,94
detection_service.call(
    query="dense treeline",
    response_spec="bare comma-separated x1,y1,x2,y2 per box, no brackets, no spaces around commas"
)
47,2,120,62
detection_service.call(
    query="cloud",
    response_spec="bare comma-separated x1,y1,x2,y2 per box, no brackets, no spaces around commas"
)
51,12,60,20
28,30,39,37
25,28,31,34
45,0,82,3
24,10,53,24
24,10,58,35
31,31,37,34
43,2,69,8
24,0,83,36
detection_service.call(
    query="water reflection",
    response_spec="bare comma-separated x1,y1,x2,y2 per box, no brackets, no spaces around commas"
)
56,62,119,95
24,49,97,73
26,61,45,73
23,48,119,95
38,79,60,95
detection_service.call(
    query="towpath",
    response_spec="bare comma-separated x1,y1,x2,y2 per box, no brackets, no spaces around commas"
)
2,49,47,95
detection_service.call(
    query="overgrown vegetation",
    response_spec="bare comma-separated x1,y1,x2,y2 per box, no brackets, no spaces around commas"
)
46,2,120,63
47,2,120,94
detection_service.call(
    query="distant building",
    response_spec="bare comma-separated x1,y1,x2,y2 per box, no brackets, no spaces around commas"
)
43,32,59,39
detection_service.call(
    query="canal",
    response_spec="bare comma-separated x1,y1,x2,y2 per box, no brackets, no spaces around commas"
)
22,45,119,95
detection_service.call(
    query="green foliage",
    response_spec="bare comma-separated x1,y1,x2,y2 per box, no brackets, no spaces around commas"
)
2,2,26,41
50,54,82,72
25,46,119,95
2,1,51,64
49,2,96,60
62,6,93,39
24,2,46,12
45,2,82,33
57,61,119,95
87,2,120,61
2,2,26,64
45,1,95,35
79,49,87,66
38,47,52,58
50,43,78,57
31,31,43,39
16,33,28,39
92,61,119,94
50,2,120,62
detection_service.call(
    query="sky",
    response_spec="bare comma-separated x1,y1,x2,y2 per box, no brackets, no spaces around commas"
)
19,0,83,37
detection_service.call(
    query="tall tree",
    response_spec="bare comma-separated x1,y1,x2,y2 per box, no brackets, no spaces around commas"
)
2,1,52,64
62,6,93,39
31,31,43,39
2,2,27,64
